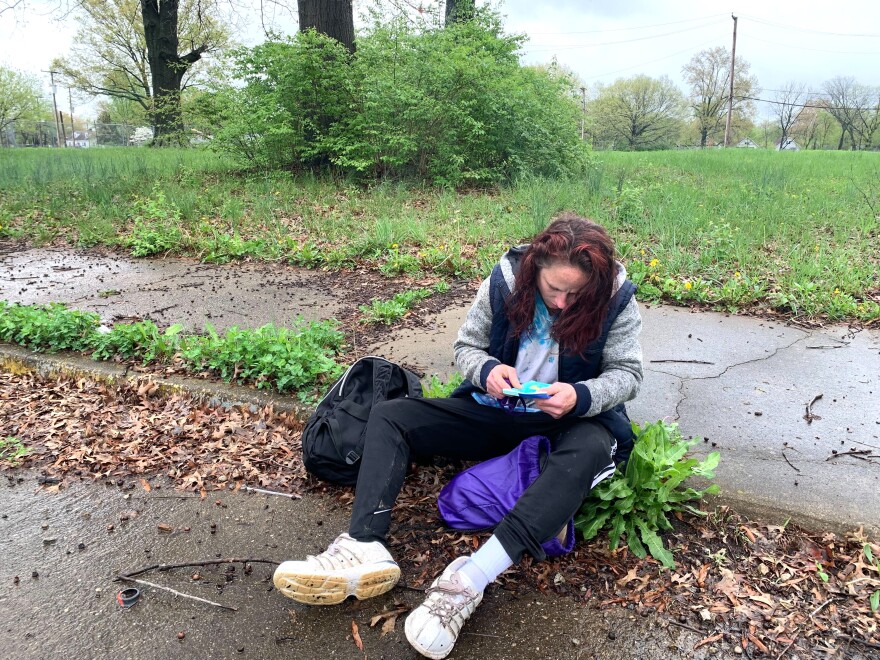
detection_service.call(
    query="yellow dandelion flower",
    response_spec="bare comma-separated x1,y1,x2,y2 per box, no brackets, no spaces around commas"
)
833,288,840,295
734,272,742,278
640,249,646,256
392,243,399,249
649,259,659,268
684,281,693,290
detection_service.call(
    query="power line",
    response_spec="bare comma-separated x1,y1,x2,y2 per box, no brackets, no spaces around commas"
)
578,38,721,81
737,95,879,112
526,13,728,36
525,18,727,51
741,32,880,56
738,14,880,38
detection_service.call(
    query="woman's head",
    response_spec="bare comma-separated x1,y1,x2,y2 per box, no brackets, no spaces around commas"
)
507,213,617,353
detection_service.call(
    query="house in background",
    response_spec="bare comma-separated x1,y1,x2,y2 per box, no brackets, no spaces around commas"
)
776,138,801,151
737,138,759,148
65,131,90,148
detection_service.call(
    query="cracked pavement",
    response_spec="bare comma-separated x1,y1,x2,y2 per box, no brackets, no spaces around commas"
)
3,247,880,536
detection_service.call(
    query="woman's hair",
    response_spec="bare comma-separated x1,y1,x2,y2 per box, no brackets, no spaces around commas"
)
507,213,617,354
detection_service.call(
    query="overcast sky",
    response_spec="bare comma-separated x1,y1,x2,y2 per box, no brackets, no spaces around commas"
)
2,0,878,119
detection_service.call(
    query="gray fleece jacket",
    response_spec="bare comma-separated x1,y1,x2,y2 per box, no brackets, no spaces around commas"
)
453,252,643,418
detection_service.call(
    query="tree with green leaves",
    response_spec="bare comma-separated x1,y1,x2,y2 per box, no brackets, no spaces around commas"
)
588,75,686,150
0,66,49,146
681,46,757,148
298,0,356,52
52,0,229,144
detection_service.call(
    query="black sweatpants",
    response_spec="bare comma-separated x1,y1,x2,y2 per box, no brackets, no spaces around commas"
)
348,396,616,563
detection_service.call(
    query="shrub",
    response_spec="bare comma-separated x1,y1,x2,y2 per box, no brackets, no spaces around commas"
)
207,9,589,185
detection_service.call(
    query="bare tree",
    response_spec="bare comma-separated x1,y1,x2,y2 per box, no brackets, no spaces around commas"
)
822,76,862,150
298,0,355,52
682,46,757,147
853,85,880,150
772,81,806,150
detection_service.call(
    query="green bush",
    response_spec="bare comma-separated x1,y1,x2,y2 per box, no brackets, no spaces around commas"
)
206,9,589,185
575,421,720,568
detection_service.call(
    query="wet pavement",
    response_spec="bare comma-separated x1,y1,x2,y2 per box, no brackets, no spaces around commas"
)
1,246,879,659
0,475,706,660
2,247,879,536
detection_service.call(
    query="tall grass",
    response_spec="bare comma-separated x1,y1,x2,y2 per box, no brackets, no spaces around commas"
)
1,147,877,322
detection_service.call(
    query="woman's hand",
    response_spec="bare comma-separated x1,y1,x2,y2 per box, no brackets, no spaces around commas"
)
486,363,522,398
535,382,577,419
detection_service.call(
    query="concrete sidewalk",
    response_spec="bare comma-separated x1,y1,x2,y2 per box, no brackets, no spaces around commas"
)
2,247,879,536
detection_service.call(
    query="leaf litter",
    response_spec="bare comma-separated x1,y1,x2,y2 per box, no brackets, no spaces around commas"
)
1,370,879,658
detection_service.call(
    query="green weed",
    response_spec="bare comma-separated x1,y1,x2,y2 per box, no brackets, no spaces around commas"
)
0,436,28,466
575,421,720,569
422,372,464,398
0,301,345,394
0,302,100,352
359,288,433,325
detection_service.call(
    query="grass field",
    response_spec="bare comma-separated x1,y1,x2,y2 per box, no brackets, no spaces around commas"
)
1,147,878,323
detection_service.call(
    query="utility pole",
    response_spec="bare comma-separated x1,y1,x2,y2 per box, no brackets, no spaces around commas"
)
44,70,64,148
68,87,75,145
580,87,587,140
723,14,738,147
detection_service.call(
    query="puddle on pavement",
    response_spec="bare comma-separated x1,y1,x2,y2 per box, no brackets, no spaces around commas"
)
0,474,717,660
0,248,339,332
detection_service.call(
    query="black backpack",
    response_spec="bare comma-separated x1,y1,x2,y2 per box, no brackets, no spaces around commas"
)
301,356,423,485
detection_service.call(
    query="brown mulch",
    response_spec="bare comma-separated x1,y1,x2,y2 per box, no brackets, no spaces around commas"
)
1,371,878,658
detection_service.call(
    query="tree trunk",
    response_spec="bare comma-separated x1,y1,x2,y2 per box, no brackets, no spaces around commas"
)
700,126,708,148
141,0,206,145
445,0,474,25
298,0,355,53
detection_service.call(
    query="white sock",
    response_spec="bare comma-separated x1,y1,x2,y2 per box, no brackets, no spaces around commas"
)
458,535,513,593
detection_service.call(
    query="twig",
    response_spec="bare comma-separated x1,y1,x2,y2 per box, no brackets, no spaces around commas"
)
826,449,873,462
116,575,237,611
809,596,839,618
803,393,823,424
243,486,302,499
666,619,704,634
774,633,799,660
461,632,501,638
782,451,801,473
119,557,279,580
806,344,847,349
650,359,715,365
837,635,880,650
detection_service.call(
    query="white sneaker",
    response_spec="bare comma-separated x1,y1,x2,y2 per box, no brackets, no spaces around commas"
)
405,557,484,659
273,533,400,605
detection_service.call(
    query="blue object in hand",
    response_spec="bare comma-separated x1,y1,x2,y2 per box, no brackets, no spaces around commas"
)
502,380,552,398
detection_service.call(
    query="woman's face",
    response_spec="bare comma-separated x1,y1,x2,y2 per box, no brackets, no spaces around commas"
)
536,261,589,314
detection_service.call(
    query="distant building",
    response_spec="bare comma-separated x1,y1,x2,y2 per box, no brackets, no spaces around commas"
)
776,138,801,151
65,131,90,148
737,138,759,148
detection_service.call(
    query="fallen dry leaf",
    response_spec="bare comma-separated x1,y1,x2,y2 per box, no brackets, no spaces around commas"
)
693,633,723,650
140,478,151,492
351,620,363,652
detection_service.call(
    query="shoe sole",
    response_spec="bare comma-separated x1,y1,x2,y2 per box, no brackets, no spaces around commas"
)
273,564,400,605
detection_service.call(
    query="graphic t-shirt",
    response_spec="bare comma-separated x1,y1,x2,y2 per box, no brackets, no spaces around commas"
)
472,296,559,412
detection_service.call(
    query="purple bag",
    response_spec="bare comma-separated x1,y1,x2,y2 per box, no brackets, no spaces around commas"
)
437,435,575,557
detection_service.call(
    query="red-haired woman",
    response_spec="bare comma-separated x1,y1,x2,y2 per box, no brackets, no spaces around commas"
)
274,214,643,659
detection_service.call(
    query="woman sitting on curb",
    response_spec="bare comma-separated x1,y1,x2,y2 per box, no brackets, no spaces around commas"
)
273,214,643,659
